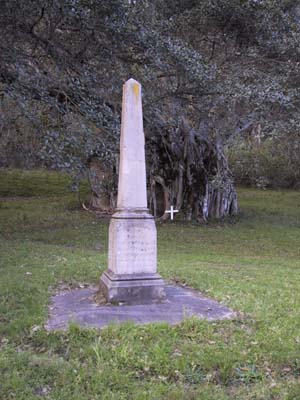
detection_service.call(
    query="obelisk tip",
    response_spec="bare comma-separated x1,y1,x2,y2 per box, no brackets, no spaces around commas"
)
125,78,141,86
124,78,141,99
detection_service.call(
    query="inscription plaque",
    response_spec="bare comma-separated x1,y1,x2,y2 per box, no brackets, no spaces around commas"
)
108,218,157,275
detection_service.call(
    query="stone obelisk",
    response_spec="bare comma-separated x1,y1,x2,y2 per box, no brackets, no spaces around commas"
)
99,78,165,304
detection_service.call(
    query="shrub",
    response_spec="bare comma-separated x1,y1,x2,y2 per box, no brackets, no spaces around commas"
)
228,135,300,189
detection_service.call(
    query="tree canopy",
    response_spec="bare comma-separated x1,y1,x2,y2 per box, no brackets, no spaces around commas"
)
1,0,299,217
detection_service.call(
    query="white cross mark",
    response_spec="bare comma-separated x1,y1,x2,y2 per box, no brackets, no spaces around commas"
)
165,205,179,220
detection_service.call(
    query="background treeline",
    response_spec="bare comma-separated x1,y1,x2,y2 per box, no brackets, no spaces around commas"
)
229,133,300,189
0,1,299,215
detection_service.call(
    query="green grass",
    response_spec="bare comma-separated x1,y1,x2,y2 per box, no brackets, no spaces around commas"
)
0,168,89,197
1,169,300,399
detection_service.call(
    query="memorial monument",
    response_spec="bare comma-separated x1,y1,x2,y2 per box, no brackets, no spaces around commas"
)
46,79,236,330
99,78,166,304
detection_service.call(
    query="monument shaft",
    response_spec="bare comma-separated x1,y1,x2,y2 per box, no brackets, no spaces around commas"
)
99,79,165,304
117,79,147,210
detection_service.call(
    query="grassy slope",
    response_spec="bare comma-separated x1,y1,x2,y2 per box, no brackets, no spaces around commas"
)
1,170,300,399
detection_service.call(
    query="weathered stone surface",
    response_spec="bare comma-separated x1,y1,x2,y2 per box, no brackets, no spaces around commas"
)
46,285,236,331
99,270,166,304
108,217,157,275
99,78,165,303
117,78,147,210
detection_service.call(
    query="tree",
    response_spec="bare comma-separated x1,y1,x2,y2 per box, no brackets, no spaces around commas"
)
1,1,299,216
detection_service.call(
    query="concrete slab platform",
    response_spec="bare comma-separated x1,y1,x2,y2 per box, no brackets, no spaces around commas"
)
45,285,236,331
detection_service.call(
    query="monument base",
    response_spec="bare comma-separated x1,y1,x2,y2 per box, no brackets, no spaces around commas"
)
99,270,166,304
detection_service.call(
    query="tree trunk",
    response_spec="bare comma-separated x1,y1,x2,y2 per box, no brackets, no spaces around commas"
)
87,156,115,212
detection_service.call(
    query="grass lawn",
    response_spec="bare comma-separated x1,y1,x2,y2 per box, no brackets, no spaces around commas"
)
1,169,300,399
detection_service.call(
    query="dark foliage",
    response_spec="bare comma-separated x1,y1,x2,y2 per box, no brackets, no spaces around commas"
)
1,0,299,217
